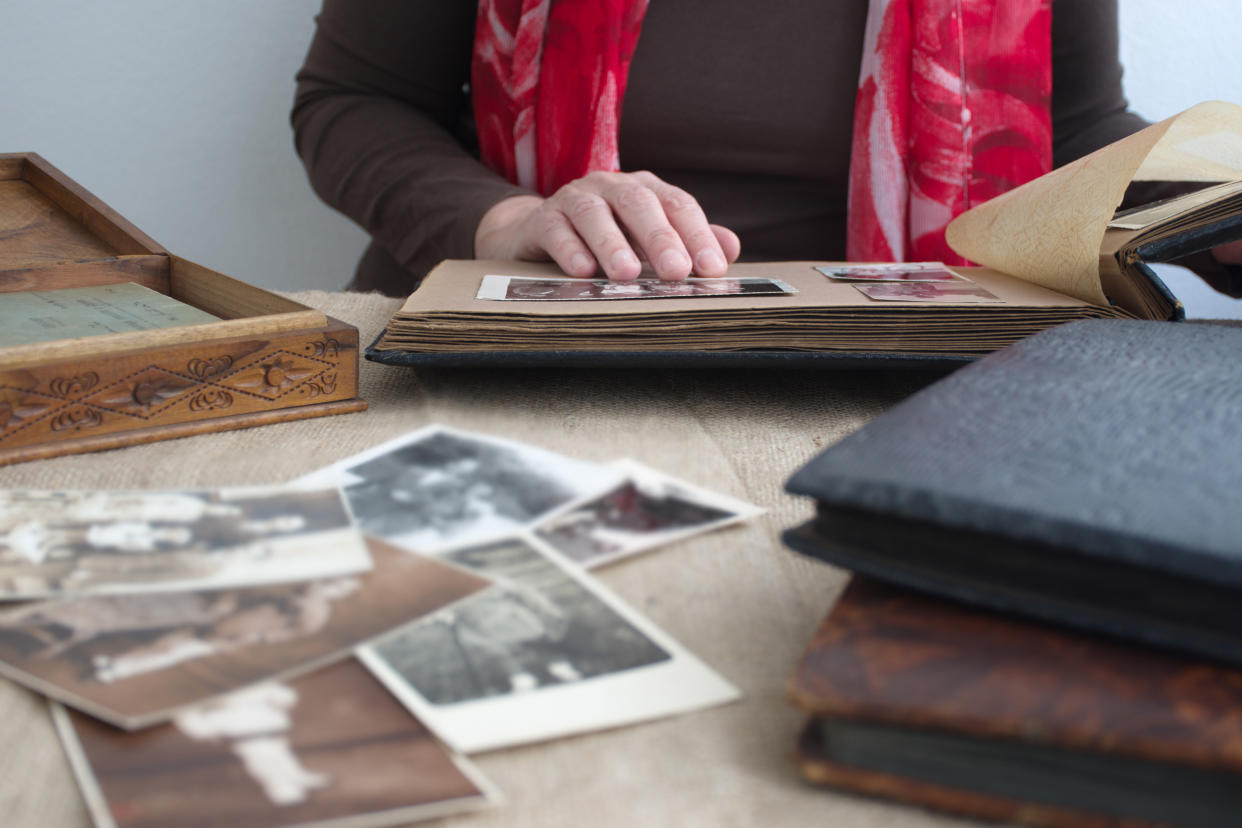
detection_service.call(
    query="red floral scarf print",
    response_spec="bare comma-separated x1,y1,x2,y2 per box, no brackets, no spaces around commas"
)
471,0,1051,264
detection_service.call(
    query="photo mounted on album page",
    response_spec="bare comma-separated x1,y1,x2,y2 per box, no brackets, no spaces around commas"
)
0,537,488,729
0,487,371,601
357,533,740,754
854,282,1003,303
54,658,499,828
534,459,765,570
294,425,625,555
475,274,797,301
815,263,964,282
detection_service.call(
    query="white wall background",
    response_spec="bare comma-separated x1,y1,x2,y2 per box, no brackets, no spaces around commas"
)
0,1,368,294
1,1,1240,314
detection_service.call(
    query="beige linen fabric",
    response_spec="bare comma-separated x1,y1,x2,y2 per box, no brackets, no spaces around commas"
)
0,291,963,828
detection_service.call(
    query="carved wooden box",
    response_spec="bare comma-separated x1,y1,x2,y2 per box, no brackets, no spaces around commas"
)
0,152,367,465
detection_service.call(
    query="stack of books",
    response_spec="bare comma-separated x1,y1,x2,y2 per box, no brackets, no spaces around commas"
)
782,318,1242,827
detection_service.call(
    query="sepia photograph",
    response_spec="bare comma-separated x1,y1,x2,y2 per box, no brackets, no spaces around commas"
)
0,538,489,728
475,274,797,301
815,263,963,282
298,425,624,553
56,658,498,828
360,535,740,753
0,487,371,600
854,281,1004,303
535,459,764,569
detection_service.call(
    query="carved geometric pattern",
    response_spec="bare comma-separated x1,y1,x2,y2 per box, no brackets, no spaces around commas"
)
188,389,235,412
0,387,56,433
48,373,100,398
295,373,339,399
0,336,347,450
85,368,199,420
214,351,331,401
303,338,340,360
49,406,104,433
186,356,234,379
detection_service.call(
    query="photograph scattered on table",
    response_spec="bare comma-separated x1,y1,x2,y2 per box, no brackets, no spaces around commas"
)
0,487,370,600
534,459,765,569
55,658,498,828
0,538,489,729
475,274,797,301
297,425,625,554
854,282,1003,303
815,262,964,282
360,534,739,753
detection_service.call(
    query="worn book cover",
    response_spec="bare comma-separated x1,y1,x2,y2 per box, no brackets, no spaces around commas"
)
784,317,1242,665
790,578,1242,828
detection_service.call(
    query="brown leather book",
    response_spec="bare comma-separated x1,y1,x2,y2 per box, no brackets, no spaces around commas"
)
789,577,1242,828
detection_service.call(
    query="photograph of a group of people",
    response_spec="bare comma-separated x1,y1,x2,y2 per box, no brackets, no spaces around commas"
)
0,486,489,727
0,488,360,599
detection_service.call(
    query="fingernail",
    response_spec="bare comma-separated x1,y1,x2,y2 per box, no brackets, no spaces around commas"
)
610,250,640,276
658,249,690,277
696,249,726,274
570,253,593,275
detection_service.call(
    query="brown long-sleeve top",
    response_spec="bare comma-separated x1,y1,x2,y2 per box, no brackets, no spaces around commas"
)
292,0,1150,296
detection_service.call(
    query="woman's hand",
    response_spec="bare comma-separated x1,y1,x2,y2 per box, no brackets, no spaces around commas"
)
474,171,741,280
1212,239,1242,266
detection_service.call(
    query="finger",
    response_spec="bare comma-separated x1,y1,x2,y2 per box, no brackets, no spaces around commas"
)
644,180,729,277
605,179,693,280
534,206,597,277
1212,239,1242,266
711,224,742,263
555,186,643,280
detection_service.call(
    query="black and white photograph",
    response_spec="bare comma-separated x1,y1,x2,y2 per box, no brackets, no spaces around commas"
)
854,281,1004,303
0,538,489,728
0,488,371,600
55,659,498,828
535,460,764,569
815,263,963,282
297,426,623,553
475,274,797,301
359,535,740,753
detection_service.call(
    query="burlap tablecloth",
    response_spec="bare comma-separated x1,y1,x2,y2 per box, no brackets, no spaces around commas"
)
0,291,967,828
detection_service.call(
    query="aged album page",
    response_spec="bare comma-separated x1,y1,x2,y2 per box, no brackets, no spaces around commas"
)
948,100,1242,309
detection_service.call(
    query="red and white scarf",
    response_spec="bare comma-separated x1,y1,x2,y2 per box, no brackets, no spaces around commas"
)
472,0,1051,264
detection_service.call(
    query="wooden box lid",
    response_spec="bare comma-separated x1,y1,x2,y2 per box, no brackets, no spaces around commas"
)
0,152,365,465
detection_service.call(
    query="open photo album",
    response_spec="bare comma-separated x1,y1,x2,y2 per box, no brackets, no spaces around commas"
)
368,101,1242,367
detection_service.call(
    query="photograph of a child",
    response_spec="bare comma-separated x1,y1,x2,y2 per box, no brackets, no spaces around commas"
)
58,659,496,828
